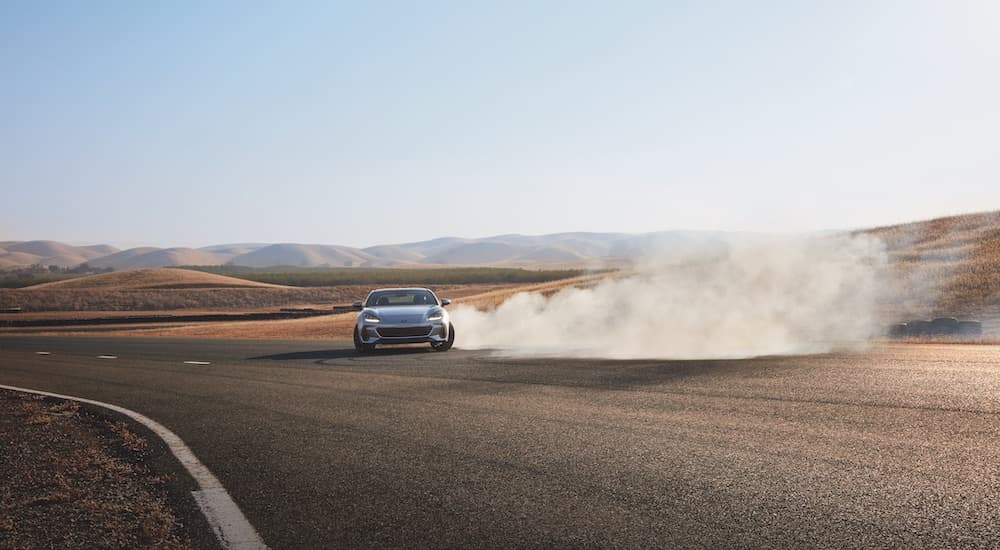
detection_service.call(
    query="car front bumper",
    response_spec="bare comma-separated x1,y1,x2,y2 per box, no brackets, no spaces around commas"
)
358,322,449,345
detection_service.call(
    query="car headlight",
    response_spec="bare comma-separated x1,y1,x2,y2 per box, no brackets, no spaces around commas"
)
362,312,380,323
427,309,444,322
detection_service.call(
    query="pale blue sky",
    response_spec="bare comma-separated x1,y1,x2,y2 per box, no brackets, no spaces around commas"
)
3,1,998,248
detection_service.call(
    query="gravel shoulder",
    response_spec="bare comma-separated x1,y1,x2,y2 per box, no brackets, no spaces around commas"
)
0,390,218,549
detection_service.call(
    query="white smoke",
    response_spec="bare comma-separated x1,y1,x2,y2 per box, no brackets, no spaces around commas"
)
452,234,887,359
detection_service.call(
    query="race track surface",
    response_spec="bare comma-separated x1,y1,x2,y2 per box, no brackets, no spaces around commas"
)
2,336,999,548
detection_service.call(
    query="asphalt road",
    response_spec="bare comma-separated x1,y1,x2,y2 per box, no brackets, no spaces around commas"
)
2,336,999,549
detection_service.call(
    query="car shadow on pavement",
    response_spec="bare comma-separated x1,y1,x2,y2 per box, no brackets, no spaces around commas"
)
248,349,359,361
249,347,435,361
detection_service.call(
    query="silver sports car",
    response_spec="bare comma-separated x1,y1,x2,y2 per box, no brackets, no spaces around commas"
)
352,287,454,353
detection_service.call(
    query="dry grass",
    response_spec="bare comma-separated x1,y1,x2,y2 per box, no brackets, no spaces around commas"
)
0,285,487,313
30,268,284,290
1,268,330,312
863,210,1000,321
1,270,517,312
66,276,605,340
0,287,358,312
1,309,296,320
5,211,998,341
0,391,193,549
112,209,1000,341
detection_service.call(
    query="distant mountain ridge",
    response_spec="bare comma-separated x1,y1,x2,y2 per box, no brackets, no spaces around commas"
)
9,212,996,271
0,231,733,270
0,240,116,269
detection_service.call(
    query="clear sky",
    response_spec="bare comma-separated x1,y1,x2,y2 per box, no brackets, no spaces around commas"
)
3,1,998,248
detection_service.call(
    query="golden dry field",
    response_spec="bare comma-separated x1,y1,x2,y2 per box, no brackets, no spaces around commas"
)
0,276,599,340
29,268,284,290
865,210,1000,320
0,268,519,314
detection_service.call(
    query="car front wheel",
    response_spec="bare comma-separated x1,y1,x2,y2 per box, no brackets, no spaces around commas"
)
354,327,375,353
431,324,455,352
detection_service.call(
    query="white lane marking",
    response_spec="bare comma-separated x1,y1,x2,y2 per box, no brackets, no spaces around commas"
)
0,384,268,549
184,361,212,365
35,352,51,355
97,355,118,359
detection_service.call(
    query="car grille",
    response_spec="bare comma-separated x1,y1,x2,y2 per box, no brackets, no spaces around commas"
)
377,326,432,338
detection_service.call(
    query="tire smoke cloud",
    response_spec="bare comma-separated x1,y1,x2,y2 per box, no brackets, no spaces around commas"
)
451,235,887,359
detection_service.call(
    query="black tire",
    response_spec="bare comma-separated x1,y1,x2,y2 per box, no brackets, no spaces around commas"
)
354,327,375,353
888,323,908,338
957,321,983,337
929,317,960,336
906,320,931,337
431,324,455,352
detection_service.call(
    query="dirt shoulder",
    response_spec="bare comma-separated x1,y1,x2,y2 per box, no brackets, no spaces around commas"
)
0,390,218,549
0,283,514,313
0,276,611,340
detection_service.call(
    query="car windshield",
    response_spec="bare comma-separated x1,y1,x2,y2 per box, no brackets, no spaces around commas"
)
366,290,437,308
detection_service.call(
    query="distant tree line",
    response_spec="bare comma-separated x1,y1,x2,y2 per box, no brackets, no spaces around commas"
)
0,263,114,288
1,262,590,289
177,265,588,286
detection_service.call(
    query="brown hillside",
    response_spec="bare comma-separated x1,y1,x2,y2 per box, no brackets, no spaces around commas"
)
28,268,284,290
0,240,113,268
89,248,234,270
0,252,43,269
864,210,1000,319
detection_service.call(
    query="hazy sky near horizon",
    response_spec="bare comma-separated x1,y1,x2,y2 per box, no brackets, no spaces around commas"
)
3,1,998,248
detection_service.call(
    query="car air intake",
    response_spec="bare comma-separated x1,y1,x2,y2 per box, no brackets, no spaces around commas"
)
377,326,433,338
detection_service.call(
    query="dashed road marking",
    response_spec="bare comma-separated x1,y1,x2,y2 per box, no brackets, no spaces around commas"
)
0,384,268,549
184,361,212,365
97,355,118,359
35,351,51,355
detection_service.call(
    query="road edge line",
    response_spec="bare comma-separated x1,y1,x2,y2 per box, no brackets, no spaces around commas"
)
0,384,268,550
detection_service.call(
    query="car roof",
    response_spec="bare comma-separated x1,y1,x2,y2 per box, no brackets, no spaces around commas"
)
367,287,434,293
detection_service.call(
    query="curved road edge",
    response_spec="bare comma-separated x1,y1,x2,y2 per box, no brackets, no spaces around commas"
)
0,383,268,550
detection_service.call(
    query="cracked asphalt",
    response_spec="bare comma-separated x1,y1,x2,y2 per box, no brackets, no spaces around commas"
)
1,336,999,548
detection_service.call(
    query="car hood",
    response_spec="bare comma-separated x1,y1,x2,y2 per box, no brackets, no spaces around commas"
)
366,305,435,323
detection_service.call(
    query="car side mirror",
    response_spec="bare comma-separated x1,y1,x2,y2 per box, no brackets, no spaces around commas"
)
441,298,451,306
352,300,363,310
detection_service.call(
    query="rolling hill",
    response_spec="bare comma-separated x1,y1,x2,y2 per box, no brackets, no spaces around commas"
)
2,211,998,292
2,233,729,269
30,268,284,290
863,210,1000,318
2,211,998,326
89,247,235,270
231,244,375,268
122,248,234,269
360,244,427,265
0,240,119,268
